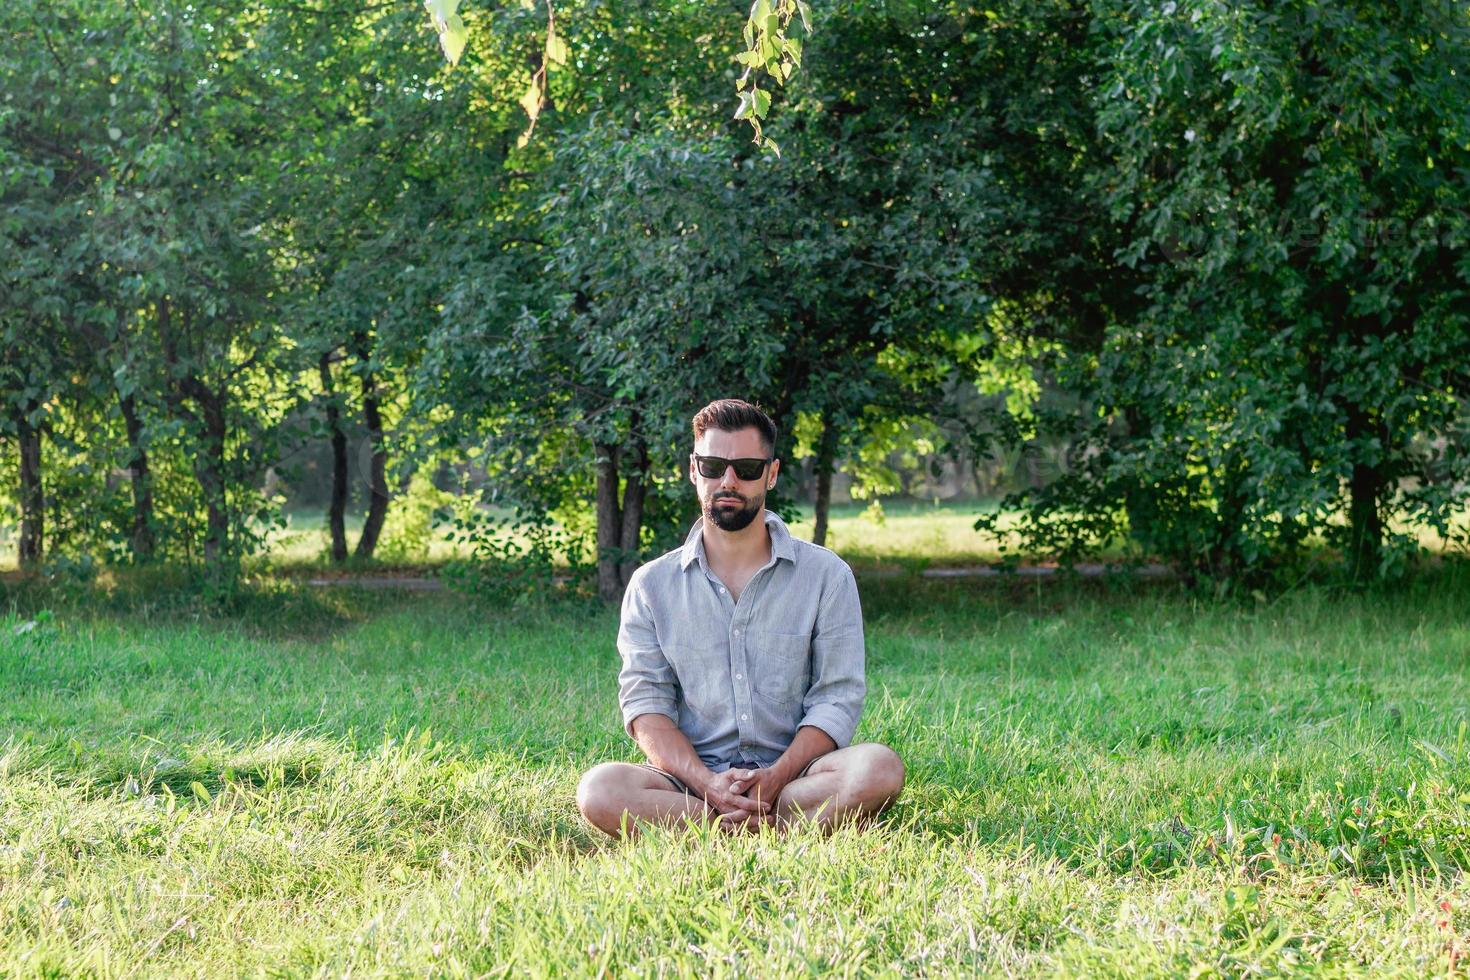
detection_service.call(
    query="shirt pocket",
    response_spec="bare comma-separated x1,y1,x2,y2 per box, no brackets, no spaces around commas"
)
753,630,811,706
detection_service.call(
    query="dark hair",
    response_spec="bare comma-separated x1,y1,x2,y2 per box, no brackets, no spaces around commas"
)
691,399,778,456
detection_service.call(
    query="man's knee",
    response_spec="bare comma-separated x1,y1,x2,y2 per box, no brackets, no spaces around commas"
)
845,742,905,803
576,762,629,829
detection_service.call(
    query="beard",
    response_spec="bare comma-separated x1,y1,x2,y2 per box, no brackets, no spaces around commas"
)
704,490,763,532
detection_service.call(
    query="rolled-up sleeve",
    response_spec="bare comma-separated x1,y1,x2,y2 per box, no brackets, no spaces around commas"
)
800,561,866,748
617,576,679,737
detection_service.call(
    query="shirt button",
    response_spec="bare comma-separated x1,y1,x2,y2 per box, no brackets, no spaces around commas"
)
719,587,727,594
735,673,743,680
733,627,742,636
740,713,748,721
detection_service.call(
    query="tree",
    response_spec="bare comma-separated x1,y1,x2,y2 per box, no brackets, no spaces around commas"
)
0,0,120,568
754,1,1105,544
262,0,525,563
80,2,307,577
1086,0,1470,580
429,124,780,600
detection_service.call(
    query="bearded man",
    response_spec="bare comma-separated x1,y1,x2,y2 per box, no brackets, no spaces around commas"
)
576,398,905,836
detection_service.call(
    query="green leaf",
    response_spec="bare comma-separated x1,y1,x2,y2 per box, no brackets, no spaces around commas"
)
544,24,568,65
423,0,467,65
796,0,812,32
752,87,771,118
190,781,212,803
519,79,543,122
733,90,755,120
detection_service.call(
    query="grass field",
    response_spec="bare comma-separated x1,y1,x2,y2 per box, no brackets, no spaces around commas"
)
3,558,1470,976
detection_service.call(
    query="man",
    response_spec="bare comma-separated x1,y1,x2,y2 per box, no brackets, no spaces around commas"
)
577,398,905,837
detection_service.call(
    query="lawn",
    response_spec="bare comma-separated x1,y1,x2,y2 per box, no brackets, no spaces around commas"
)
2,564,1469,975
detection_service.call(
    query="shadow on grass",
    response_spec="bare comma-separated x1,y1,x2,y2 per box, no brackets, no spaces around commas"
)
856,554,1470,631
0,565,413,643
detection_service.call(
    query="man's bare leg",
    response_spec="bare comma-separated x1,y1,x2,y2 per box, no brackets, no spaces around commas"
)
775,742,905,830
576,762,711,838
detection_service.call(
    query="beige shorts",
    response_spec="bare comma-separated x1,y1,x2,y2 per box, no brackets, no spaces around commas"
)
638,756,823,797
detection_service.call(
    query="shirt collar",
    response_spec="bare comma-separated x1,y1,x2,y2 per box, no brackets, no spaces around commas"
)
679,509,795,571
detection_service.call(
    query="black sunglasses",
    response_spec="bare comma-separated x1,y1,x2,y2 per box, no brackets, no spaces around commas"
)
692,453,772,481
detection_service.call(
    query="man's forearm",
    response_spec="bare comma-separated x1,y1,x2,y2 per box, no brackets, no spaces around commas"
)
772,725,837,783
629,714,716,793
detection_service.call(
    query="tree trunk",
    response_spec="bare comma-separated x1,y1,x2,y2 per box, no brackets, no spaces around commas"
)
354,334,388,560
1343,410,1385,582
1347,461,1384,581
118,391,156,561
765,369,802,516
617,435,648,590
16,405,43,569
318,351,349,563
192,387,229,565
812,414,838,547
595,441,623,602
163,301,230,568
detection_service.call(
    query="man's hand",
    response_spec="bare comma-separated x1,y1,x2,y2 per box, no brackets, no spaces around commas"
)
726,766,790,814
700,769,772,833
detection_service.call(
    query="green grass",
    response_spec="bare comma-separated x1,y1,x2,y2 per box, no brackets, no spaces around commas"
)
3,567,1470,975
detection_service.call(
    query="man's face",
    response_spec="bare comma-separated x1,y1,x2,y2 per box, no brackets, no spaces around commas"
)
691,426,780,533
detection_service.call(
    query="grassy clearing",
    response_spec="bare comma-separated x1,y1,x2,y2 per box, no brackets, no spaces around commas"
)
3,566,1470,975
263,500,1024,573
12,497,1460,575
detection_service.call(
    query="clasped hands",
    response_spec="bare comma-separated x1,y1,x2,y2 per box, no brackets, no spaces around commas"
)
700,765,788,832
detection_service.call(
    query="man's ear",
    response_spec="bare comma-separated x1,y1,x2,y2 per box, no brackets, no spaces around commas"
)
767,458,780,490
688,454,698,485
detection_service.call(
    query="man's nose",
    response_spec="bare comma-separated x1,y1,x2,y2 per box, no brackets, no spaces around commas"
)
718,465,739,488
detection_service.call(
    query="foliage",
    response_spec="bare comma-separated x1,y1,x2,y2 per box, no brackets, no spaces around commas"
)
439,507,586,604
1,0,1466,593
374,471,453,563
425,122,782,596
978,0,1470,583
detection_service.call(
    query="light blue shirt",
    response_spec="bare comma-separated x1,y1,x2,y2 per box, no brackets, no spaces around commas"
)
617,510,866,772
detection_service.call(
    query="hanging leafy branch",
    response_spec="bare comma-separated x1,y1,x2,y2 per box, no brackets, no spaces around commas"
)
420,0,806,154
422,0,566,145
733,0,811,156
518,1,565,146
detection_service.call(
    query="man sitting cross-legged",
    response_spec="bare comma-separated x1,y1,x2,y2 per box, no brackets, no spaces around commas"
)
577,398,905,837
